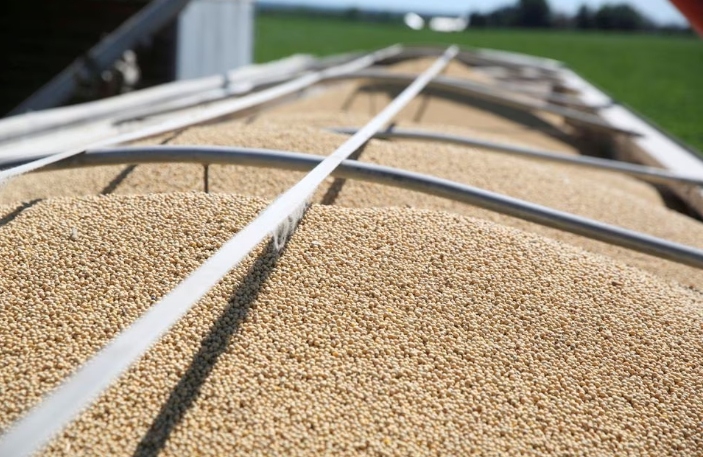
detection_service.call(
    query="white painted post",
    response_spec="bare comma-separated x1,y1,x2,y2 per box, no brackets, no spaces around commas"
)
176,0,254,80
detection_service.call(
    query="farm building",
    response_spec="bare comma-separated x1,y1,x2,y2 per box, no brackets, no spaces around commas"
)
0,0,702,456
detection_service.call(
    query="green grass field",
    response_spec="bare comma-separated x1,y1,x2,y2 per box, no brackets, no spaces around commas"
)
255,15,703,153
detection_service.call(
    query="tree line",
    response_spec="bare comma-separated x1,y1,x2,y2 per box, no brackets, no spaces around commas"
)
468,0,689,33
257,1,692,34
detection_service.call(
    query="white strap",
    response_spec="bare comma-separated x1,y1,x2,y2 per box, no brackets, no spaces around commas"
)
0,45,456,457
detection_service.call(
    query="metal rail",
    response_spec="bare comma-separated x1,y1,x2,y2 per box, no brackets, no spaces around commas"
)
0,46,458,457
0,55,316,145
487,83,592,109
113,61,589,125
10,0,196,115
126,67,592,125
0,46,403,185
3,145,702,270
371,46,589,108
323,69,637,136
0,45,603,151
0,44,562,144
386,45,564,74
329,127,703,187
110,70,297,125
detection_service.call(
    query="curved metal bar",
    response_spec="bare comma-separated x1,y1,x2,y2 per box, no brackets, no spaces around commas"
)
328,126,703,188
0,46,403,185
373,46,589,108
489,83,591,109
0,56,316,145
0,44,565,145
322,69,638,136
7,145,703,270
385,45,564,74
113,60,587,126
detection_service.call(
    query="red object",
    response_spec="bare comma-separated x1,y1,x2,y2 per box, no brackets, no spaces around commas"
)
669,0,703,36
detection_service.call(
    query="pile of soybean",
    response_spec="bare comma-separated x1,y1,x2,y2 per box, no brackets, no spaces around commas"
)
1,193,701,456
5,110,703,289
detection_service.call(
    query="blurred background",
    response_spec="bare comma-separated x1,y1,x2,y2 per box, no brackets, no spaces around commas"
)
0,0,700,151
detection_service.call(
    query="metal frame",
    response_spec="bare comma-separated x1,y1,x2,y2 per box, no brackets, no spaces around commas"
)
371,46,590,108
10,0,196,115
0,55,316,145
113,65,601,131
386,45,564,75
482,82,592,109
0,46,403,183
0,44,597,148
5,145,702,270
110,69,301,125
324,69,638,136
329,127,703,187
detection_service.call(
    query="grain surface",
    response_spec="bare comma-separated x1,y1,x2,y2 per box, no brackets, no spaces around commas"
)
133,120,703,286
2,54,703,457
0,193,701,456
1,113,699,287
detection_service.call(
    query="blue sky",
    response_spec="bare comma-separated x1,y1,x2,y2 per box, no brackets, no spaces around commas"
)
265,0,689,25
